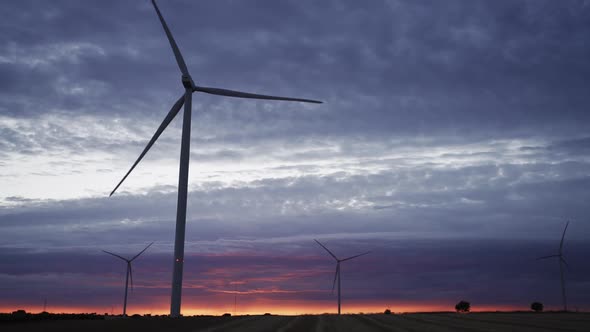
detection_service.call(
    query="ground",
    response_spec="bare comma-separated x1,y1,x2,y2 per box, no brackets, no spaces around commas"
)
2,312,589,331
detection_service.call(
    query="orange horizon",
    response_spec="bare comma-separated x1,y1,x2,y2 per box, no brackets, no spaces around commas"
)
0,300,536,316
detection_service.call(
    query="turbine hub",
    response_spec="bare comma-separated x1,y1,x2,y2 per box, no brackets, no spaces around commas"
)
181,75,195,90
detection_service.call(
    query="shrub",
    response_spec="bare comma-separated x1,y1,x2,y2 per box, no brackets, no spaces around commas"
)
384,309,392,315
531,302,544,312
11,310,27,320
455,300,470,313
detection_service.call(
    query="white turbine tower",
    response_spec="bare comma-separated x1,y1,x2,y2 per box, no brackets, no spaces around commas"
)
537,221,571,312
109,0,322,318
315,239,370,315
102,242,154,316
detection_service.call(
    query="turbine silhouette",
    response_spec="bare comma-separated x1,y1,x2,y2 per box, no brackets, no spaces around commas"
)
102,242,153,316
537,221,570,312
315,239,370,315
110,0,322,317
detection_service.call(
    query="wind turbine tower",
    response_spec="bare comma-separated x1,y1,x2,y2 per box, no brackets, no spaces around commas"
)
109,0,322,318
537,221,571,311
315,239,370,315
102,242,154,316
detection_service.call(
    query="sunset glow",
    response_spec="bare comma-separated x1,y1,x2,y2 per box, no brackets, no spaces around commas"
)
0,301,527,316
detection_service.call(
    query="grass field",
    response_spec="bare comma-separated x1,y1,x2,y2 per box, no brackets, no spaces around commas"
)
2,312,590,332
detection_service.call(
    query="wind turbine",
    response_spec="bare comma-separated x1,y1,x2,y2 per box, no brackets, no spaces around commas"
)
537,221,570,312
102,242,154,316
315,239,370,315
109,0,322,318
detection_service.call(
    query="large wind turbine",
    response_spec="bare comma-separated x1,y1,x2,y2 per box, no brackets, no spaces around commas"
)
537,221,571,312
102,242,154,316
315,239,370,315
110,0,322,317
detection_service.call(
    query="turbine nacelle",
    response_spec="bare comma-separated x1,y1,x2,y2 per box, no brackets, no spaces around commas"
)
182,75,196,90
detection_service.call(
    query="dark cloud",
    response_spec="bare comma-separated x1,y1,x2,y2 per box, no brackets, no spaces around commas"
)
1,238,588,311
2,0,589,135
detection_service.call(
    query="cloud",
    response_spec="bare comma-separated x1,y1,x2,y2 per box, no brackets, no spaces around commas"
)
1,238,588,311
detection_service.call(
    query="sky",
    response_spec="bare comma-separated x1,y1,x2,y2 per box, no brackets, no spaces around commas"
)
1,0,590,315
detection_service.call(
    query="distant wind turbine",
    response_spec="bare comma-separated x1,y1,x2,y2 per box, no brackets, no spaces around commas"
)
109,0,322,318
233,281,238,316
103,242,154,316
315,239,370,315
537,221,570,312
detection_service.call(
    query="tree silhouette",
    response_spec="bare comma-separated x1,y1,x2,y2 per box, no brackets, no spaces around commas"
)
531,302,544,312
455,300,471,313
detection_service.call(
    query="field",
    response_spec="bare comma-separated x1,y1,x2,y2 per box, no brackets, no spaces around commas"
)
3,312,590,332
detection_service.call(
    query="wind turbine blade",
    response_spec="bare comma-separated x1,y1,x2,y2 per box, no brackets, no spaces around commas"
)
560,221,570,253
194,86,323,104
129,263,134,292
130,242,154,262
110,95,185,196
102,250,129,262
561,257,570,270
537,254,559,260
151,0,189,77
341,251,371,262
332,264,339,293
315,239,338,261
